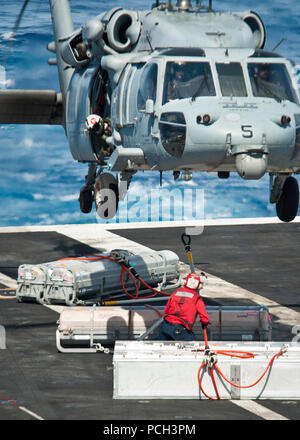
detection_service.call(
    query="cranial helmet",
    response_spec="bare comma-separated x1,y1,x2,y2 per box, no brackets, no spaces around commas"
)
86,114,103,131
185,273,201,290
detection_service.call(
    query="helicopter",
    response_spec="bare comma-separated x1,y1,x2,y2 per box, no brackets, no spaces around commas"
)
1,0,300,222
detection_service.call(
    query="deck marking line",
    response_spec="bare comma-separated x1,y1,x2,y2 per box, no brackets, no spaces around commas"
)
0,393,44,420
0,216,300,234
231,400,289,420
0,273,17,289
18,405,45,420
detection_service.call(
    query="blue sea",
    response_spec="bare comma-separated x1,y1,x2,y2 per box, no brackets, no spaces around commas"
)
0,0,300,227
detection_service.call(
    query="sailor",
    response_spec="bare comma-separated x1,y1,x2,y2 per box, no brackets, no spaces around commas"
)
258,64,270,82
253,64,285,100
158,272,210,341
86,114,104,134
99,116,113,157
167,62,187,100
86,114,113,159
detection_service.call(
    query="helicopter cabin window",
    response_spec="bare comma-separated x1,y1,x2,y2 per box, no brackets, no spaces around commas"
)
247,63,299,104
159,112,186,158
163,61,215,104
122,66,136,125
216,63,247,97
115,65,131,127
127,63,145,122
137,63,158,111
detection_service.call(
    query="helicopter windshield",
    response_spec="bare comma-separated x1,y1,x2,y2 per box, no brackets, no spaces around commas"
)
163,61,216,104
216,63,247,97
247,62,298,103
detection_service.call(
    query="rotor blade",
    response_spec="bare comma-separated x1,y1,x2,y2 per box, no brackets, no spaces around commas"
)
0,0,31,66
12,0,31,37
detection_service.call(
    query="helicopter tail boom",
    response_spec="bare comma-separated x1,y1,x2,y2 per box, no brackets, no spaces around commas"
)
0,90,62,125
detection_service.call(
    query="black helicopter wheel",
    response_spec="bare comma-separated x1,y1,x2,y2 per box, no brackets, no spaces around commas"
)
94,173,119,219
276,176,299,222
79,187,94,214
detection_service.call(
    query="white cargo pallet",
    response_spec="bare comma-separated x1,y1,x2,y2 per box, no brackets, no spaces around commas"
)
56,305,271,352
113,341,300,400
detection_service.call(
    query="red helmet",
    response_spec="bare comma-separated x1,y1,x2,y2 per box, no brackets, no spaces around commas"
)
185,273,201,290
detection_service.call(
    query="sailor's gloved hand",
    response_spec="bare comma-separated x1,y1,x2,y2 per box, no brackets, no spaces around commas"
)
202,323,208,330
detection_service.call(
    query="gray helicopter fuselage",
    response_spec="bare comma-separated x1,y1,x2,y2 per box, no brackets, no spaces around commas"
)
63,7,300,180
2,1,300,222
108,48,300,178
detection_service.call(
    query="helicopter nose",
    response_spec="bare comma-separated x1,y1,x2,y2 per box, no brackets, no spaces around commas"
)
221,113,268,179
228,141,268,180
188,107,294,179
222,111,293,179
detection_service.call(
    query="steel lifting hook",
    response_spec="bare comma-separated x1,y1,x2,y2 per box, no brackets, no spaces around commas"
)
181,233,195,273
181,232,191,248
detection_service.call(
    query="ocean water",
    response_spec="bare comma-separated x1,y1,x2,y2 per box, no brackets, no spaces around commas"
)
0,0,299,227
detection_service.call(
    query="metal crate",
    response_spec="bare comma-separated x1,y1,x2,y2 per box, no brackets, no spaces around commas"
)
113,340,300,400
17,249,180,305
56,305,272,352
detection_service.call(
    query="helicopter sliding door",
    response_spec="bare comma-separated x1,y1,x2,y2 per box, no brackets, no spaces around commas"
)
134,63,159,147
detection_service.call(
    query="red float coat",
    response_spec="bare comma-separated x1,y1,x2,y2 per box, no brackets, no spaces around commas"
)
164,287,210,331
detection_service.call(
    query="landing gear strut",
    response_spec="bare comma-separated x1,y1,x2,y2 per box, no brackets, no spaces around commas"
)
270,173,299,222
78,165,118,218
94,172,119,219
79,166,135,219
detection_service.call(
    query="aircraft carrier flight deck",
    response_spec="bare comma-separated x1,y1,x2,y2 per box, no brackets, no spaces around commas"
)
0,219,300,422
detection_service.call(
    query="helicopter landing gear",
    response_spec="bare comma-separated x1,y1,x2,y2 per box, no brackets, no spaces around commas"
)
270,173,299,222
79,188,94,213
79,163,97,214
276,176,299,222
94,172,119,219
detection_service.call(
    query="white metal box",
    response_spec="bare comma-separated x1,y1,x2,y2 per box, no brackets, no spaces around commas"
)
113,341,300,400
56,305,271,352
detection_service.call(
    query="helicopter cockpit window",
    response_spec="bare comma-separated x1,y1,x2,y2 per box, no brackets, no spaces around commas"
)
137,63,158,111
247,63,299,103
216,63,247,97
163,61,216,104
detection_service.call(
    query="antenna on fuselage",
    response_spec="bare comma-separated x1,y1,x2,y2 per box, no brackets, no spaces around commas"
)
272,38,286,52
